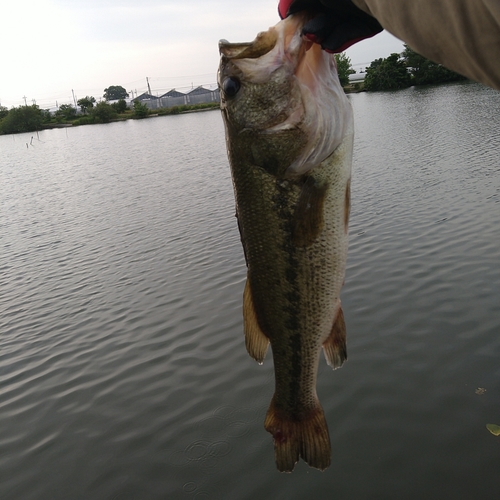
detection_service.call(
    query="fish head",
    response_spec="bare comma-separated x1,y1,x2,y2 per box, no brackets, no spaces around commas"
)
218,15,304,133
218,14,353,177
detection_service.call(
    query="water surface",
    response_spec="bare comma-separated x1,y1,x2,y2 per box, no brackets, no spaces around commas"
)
1,82,499,499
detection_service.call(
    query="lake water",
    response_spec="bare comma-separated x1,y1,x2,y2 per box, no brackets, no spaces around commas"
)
1,81,499,499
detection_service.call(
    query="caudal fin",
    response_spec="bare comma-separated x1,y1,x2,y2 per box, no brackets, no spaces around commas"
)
264,396,331,472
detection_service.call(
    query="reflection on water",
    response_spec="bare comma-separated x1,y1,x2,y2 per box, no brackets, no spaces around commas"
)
1,82,499,499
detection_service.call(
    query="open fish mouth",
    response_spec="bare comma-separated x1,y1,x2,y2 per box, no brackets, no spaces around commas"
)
219,29,280,60
219,13,305,60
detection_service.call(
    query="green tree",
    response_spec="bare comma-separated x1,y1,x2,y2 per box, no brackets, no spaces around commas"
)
0,105,44,134
111,99,128,114
90,101,116,123
77,96,96,114
402,44,466,85
41,109,52,123
364,53,412,91
55,104,77,121
335,53,355,87
133,99,149,118
0,105,8,120
103,85,129,101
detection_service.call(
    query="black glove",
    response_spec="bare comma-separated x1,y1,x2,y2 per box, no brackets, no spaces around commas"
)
278,0,383,53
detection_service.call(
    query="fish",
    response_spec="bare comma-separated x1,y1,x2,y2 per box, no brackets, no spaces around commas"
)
218,13,354,472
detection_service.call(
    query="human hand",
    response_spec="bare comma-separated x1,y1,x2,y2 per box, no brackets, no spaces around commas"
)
278,0,383,53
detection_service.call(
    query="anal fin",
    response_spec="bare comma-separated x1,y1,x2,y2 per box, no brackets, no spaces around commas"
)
322,306,347,369
243,278,269,364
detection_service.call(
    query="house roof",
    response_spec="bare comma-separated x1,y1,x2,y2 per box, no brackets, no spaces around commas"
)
187,86,212,95
161,89,185,98
135,93,157,101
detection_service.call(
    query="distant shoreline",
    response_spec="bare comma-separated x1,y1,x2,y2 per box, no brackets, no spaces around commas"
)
46,104,221,130
1,102,221,135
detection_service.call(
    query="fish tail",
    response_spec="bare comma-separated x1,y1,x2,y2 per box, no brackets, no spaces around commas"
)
264,396,331,472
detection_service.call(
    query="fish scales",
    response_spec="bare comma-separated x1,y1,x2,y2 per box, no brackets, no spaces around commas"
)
219,13,353,472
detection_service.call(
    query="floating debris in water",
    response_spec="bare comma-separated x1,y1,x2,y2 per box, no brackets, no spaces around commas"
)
486,424,500,436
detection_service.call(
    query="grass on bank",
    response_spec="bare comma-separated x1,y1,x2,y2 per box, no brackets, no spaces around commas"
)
67,102,220,127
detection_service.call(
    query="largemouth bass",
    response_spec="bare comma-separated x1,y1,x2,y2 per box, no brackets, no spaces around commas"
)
218,14,354,472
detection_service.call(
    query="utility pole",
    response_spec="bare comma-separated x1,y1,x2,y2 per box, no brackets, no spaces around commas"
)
146,77,152,96
23,95,27,106
72,89,77,109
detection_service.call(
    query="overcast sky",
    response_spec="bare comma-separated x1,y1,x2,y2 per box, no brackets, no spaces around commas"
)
1,0,404,109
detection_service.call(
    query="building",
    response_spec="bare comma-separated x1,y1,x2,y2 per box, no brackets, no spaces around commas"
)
140,86,221,110
135,93,158,102
160,89,185,98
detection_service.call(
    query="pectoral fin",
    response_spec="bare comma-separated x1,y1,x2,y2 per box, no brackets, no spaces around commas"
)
322,307,347,369
243,278,270,364
292,176,328,248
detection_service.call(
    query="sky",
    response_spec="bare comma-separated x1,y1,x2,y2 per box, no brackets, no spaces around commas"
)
0,0,404,109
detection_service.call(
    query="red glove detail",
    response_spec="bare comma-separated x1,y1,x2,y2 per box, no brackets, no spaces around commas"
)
278,0,294,19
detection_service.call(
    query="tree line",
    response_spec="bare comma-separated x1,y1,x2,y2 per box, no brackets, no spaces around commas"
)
361,45,466,91
0,86,149,135
0,84,222,135
335,45,466,91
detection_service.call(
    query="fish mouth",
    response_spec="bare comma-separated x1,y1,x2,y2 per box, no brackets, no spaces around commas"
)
219,13,307,60
219,29,279,60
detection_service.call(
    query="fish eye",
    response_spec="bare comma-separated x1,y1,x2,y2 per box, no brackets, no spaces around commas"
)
223,77,241,98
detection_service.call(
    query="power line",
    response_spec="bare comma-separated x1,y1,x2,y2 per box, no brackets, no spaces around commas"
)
3,72,221,109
